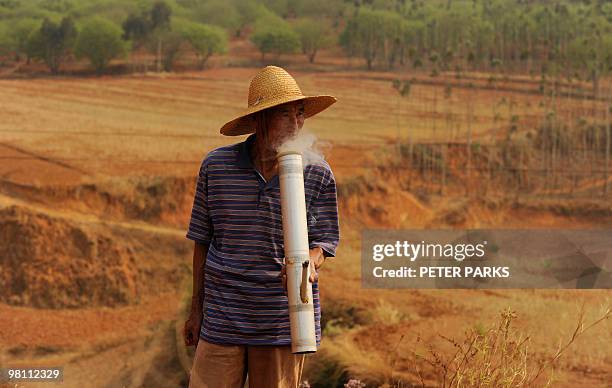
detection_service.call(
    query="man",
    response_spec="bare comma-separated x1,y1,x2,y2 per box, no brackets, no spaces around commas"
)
183,66,340,388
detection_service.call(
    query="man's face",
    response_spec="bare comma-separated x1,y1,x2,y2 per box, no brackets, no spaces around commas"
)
265,100,305,150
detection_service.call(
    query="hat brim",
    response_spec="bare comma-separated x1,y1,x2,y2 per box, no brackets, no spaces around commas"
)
220,95,337,136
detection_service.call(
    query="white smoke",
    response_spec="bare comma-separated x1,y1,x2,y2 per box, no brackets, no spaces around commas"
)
276,128,328,167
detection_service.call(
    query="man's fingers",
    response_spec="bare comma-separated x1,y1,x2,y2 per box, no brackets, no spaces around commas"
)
310,272,317,282
309,260,319,283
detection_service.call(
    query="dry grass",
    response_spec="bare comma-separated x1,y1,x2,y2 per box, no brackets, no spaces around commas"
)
318,332,402,386
311,304,611,387
371,300,406,326
409,306,611,388
311,288,612,388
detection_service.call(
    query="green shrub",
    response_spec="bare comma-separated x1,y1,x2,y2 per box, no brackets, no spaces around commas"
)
75,17,127,74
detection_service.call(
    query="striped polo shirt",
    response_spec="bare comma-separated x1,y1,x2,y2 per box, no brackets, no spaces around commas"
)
185,133,340,346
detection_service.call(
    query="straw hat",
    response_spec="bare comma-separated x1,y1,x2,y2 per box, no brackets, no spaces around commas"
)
220,66,337,136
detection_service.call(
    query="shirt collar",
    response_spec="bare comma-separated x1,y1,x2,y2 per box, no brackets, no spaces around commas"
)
237,133,256,169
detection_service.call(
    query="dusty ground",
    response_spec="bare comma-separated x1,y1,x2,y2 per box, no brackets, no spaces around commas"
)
0,63,610,387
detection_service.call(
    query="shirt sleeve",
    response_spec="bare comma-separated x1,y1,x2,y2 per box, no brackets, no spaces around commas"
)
308,167,340,258
186,157,213,245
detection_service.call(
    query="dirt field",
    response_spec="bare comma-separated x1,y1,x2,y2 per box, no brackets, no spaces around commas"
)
0,65,610,387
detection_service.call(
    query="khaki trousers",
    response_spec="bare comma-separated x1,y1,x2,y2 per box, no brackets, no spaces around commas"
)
188,340,306,388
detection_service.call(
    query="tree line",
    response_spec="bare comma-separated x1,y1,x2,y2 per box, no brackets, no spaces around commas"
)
0,1,228,74
0,0,609,89
340,0,611,98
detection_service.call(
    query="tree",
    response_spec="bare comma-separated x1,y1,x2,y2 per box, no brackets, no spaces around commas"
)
251,26,300,61
233,0,266,37
158,29,183,72
289,0,345,21
467,18,494,71
150,1,172,72
75,18,127,74
27,17,77,74
151,1,171,31
568,33,611,100
259,0,289,18
122,1,172,72
8,18,38,62
293,18,334,63
436,1,474,71
192,0,240,35
379,10,403,69
340,8,386,70
251,15,300,61
121,11,151,71
122,11,150,49
146,25,185,72
0,23,10,60
399,20,425,67
180,22,227,69
516,9,536,74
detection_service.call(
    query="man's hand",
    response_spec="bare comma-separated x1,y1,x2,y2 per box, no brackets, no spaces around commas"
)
184,309,203,347
308,246,325,283
280,247,326,294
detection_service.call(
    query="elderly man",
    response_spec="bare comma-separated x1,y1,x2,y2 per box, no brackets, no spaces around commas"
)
184,66,340,388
